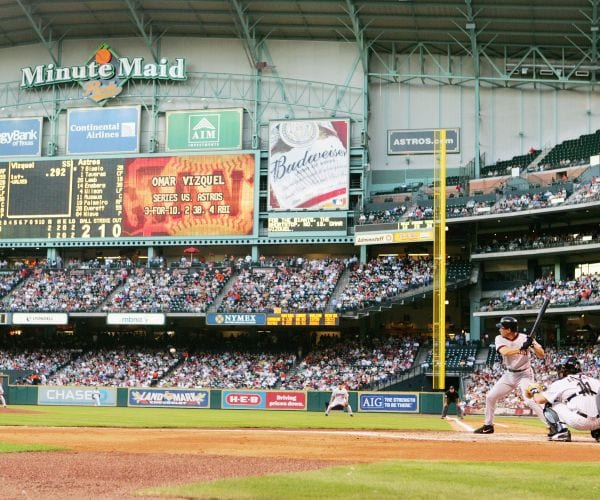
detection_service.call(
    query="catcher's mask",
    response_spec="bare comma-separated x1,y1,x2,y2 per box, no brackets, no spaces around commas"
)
557,356,581,378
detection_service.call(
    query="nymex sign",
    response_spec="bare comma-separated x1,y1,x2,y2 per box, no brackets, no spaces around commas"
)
20,43,186,105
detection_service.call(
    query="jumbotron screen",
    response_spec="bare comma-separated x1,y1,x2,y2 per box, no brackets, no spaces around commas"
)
0,153,256,240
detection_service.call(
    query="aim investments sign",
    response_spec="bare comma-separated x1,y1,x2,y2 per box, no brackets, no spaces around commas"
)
20,44,186,105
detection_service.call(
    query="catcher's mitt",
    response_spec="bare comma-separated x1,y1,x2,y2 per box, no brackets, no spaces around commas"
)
525,382,545,398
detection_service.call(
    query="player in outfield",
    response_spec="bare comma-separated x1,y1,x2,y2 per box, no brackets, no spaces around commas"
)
325,382,354,416
474,316,546,434
526,357,600,442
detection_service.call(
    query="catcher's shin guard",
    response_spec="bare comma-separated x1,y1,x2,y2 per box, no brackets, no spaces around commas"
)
543,404,567,434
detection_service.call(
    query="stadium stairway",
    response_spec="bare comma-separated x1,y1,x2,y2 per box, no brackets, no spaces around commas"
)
327,266,351,313
526,144,553,171
206,268,240,313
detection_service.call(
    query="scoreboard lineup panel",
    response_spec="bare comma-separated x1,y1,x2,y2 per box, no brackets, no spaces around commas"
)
266,313,339,326
0,154,257,240
267,216,347,233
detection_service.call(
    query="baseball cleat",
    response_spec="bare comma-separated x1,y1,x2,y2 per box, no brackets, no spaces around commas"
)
590,428,600,442
473,424,494,434
548,430,571,442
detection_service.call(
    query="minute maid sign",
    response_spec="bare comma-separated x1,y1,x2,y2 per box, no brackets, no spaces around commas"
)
20,43,186,105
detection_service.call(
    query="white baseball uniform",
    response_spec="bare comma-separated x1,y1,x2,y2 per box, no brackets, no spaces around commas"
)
326,386,353,415
542,373,600,431
483,332,545,425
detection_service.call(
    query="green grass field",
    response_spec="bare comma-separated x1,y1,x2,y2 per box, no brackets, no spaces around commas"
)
1,406,598,499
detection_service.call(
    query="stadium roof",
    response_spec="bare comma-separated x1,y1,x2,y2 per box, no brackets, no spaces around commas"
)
0,1,597,63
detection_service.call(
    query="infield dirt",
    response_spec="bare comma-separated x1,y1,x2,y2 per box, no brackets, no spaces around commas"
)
0,424,597,499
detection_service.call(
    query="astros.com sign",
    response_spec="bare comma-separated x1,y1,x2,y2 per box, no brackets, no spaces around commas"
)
20,43,186,104
387,128,460,155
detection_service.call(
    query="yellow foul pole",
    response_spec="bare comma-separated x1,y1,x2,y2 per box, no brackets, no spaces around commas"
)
432,129,447,390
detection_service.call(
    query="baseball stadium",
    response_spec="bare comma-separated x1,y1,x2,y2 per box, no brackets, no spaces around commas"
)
0,1,599,498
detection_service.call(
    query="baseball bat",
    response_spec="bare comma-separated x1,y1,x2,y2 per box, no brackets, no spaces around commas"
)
527,295,550,339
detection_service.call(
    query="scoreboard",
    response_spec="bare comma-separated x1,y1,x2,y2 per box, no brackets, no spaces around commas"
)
268,216,347,234
266,312,339,326
2,158,122,239
0,153,256,240
206,312,339,327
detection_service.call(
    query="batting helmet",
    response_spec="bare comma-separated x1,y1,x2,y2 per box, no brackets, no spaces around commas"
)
495,316,518,330
557,357,581,378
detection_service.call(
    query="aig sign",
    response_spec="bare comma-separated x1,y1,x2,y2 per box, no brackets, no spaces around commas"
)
388,128,460,155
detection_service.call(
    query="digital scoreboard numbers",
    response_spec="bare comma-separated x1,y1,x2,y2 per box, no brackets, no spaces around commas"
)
268,216,347,234
266,313,339,326
0,153,256,241
1,158,123,239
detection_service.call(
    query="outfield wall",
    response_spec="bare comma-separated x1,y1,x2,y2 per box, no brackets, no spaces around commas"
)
6,384,445,414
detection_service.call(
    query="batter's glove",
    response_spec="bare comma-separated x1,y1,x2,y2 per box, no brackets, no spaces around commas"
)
525,382,545,399
520,337,534,351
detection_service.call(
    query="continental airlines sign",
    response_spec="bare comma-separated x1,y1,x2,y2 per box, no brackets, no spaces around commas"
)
20,44,186,104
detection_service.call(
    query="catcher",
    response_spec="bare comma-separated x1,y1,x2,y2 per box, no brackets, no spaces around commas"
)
325,382,354,416
525,357,600,442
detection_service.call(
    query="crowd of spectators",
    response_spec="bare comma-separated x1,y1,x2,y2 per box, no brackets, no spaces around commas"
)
357,205,408,224
41,348,181,387
0,348,72,380
567,177,600,204
334,256,433,314
280,336,420,391
2,267,124,312
157,351,295,389
218,258,344,313
479,273,600,311
475,230,599,254
2,334,420,391
359,174,600,224
102,265,231,313
0,256,464,315
0,269,28,300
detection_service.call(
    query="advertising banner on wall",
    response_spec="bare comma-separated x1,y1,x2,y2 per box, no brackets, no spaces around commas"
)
0,117,42,157
166,108,243,151
129,388,210,408
359,392,419,412
206,312,266,326
387,128,460,155
268,118,350,210
38,386,117,406
221,390,307,410
67,106,140,154
106,313,165,326
12,312,68,325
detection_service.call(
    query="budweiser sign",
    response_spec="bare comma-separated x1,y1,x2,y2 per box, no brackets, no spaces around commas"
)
268,118,350,210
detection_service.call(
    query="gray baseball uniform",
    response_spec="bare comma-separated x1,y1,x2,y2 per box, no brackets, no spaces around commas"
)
483,332,545,425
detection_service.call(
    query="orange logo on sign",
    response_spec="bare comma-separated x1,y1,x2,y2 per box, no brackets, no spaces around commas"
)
81,45,124,104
